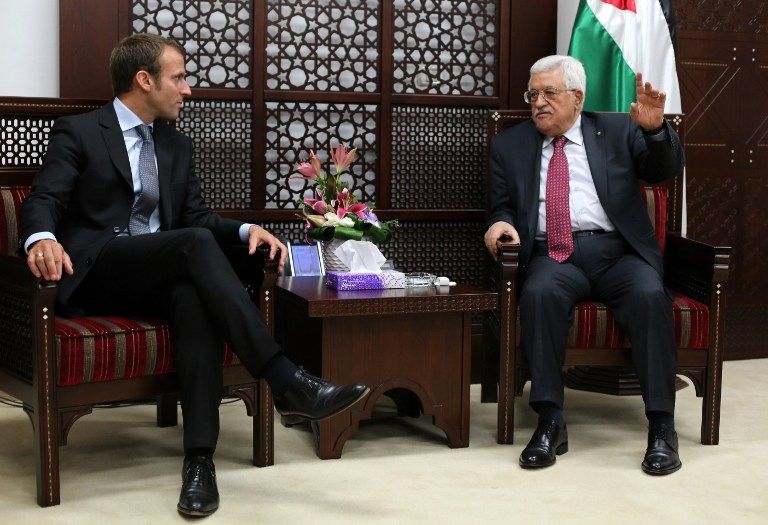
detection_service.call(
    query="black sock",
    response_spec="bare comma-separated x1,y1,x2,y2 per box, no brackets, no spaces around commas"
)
260,353,299,397
647,411,675,429
185,447,213,459
532,401,564,427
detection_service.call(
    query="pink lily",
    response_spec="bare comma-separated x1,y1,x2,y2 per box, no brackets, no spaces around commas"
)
334,188,368,220
294,150,323,180
303,189,327,214
329,143,357,174
295,161,318,180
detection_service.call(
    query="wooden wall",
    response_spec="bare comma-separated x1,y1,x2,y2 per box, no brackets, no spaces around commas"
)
675,0,768,359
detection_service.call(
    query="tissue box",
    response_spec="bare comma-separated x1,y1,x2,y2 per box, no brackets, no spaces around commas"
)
326,270,406,290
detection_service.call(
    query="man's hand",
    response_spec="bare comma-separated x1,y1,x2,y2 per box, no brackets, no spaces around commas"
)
629,72,666,132
484,221,520,261
247,224,287,274
27,239,73,281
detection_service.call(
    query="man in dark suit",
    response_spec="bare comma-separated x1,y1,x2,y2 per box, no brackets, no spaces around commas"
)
21,33,369,516
484,55,684,475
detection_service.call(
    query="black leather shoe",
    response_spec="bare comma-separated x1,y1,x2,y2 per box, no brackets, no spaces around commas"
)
519,420,568,469
274,369,369,423
177,455,219,517
642,423,682,475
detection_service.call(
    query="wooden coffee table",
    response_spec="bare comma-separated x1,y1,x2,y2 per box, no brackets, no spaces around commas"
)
274,276,497,459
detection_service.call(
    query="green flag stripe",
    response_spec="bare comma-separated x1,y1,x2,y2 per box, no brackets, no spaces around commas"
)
568,2,636,112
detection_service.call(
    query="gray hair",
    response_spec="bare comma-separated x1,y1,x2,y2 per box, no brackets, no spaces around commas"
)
529,55,587,97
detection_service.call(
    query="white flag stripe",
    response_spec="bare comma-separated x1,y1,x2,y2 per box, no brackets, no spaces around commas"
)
585,0,681,112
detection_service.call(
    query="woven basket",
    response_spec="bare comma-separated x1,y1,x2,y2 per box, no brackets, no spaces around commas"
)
320,238,350,272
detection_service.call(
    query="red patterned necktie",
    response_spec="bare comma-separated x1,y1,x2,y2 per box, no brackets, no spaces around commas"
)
546,135,573,262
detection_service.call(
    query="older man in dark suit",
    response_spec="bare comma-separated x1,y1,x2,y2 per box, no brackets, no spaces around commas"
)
21,33,368,516
484,55,684,475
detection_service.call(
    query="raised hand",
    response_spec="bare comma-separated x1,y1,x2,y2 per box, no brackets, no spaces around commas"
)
629,72,666,132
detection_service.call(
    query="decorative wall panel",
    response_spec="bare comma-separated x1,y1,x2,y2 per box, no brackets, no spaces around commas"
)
0,118,54,167
393,0,497,96
265,0,380,92
264,101,378,209
391,105,486,209
379,220,486,286
176,100,252,209
132,0,252,88
676,0,768,33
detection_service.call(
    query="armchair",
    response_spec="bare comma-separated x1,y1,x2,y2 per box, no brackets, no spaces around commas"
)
0,98,275,507
482,110,731,446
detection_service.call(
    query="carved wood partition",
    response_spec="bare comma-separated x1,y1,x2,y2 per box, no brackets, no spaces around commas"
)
56,0,556,294
675,0,768,359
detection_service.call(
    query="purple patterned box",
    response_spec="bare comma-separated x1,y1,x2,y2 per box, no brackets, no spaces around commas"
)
325,271,407,290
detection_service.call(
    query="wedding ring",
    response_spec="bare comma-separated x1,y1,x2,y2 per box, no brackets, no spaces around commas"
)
36,252,44,258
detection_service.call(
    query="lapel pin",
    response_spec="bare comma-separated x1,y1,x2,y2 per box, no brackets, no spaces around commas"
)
596,131,602,136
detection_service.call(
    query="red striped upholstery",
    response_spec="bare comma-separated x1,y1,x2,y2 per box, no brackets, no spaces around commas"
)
1,186,242,387
641,185,667,253
55,317,240,386
515,292,709,349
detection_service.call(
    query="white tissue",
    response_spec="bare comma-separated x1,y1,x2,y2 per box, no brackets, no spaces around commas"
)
334,240,387,273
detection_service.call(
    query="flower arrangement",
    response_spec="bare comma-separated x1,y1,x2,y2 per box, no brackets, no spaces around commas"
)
293,143,398,244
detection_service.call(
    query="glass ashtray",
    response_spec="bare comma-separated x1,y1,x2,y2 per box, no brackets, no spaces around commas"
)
404,272,436,287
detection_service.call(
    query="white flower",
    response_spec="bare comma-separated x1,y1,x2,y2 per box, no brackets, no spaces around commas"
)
323,212,355,227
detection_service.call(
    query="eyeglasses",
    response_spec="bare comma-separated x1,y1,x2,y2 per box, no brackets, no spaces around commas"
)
523,88,577,104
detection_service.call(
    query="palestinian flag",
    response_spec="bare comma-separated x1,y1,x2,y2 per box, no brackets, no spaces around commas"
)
567,0,681,113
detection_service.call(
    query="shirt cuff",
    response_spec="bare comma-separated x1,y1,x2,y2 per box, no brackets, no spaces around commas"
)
24,232,57,254
239,223,253,243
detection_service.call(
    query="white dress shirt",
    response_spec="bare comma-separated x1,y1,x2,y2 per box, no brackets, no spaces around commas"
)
536,115,615,239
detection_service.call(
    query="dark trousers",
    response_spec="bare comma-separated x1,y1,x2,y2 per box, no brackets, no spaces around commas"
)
69,228,282,450
520,232,676,415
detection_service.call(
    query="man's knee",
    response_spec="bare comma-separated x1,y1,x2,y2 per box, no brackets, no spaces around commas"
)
626,281,668,308
520,279,571,308
180,227,217,249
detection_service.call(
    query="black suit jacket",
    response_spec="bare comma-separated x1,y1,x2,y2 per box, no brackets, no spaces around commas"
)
20,103,244,306
487,111,684,278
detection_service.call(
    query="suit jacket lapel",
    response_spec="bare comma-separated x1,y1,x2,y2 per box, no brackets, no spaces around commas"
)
526,125,544,240
152,122,174,229
582,114,609,204
98,104,133,188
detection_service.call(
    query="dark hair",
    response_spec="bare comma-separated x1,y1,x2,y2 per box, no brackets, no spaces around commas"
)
109,33,185,96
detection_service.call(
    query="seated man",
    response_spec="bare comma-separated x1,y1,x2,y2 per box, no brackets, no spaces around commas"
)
484,55,683,475
21,33,369,516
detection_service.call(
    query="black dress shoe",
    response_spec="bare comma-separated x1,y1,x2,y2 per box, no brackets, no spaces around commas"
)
177,455,219,517
519,419,568,469
274,369,369,424
642,423,682,475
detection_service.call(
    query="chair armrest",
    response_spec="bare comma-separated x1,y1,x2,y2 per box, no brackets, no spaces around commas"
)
664,233,731,304
492,239,522,337
220,244,279,300
495,240,522,281
0,253,57,384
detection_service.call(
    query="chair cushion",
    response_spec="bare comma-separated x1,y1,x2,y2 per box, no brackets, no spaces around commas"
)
515,292,709,350
55,316,240,386
0,185,29,255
